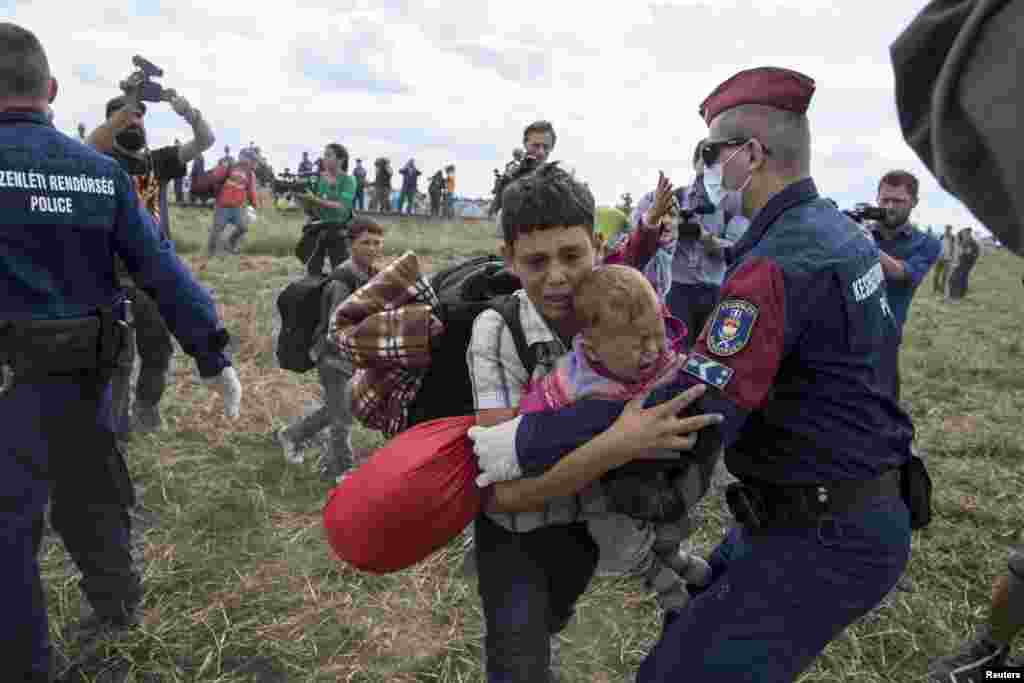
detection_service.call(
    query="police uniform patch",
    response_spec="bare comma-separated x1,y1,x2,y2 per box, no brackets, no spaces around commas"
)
683,352,735,389
707,298,758,357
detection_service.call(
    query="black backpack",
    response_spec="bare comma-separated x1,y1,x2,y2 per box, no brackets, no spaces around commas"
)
276,268,361,373
404,255,536,428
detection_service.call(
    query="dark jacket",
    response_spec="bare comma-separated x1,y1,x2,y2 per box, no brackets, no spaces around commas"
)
0,110,229,377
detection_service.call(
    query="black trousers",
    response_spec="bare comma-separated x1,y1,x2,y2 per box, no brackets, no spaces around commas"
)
110,286,174,431
305,226,350,276
474,514,598,682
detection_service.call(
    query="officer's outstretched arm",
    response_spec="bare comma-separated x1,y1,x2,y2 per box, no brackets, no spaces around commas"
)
473,257,793,502
110,169,240,415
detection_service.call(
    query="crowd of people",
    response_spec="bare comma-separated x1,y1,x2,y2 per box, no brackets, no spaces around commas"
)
3,6,1023,682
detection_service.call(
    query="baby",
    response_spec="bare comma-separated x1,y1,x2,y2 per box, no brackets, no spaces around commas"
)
517,264,713,612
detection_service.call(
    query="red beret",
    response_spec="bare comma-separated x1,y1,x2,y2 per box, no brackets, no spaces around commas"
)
699,67,816,125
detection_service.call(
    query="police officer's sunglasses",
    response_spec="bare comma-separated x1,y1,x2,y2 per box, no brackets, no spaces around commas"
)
701,137,771,167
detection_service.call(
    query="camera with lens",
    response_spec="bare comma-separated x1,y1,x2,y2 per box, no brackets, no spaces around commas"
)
674,183,716,239
843,203,888,223
119,55,176,103
491,154,541,213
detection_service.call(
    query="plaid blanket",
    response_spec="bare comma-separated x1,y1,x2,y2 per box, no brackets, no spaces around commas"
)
328,251,444,437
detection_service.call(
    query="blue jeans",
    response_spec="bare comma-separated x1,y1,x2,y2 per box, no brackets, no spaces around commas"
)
475,513,599,683
3,377,138,681
636,495,911,682
208,206,248,255
666,283,719,348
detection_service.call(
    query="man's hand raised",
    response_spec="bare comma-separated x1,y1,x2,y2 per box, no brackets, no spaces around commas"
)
644,171,676,230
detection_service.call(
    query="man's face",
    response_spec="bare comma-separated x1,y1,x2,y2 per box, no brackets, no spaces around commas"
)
877,183,917,227
583,289,666,382
524,131,554,162
507,225,597,327
351,230,384,271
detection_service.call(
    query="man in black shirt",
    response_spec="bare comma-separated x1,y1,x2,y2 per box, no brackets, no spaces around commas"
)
88,89,216,436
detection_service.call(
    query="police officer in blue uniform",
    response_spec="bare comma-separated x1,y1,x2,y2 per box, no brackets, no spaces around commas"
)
0,23,242,681
469,67,920,682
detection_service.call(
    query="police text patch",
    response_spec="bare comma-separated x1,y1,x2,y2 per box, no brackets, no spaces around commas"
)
683,352,735,389
707,298,758,357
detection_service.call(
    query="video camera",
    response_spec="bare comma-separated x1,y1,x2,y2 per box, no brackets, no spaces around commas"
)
119,55,177,103
273,171,316,198
491,154,541,212
673,182,716,238
843,203,889,223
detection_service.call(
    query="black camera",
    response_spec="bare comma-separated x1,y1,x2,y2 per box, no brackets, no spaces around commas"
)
674,184,715,239
491,154,540,212
844,204,889,223
119,55,176,103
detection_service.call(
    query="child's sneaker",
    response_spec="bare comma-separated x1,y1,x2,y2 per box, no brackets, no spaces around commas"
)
276,427,304,465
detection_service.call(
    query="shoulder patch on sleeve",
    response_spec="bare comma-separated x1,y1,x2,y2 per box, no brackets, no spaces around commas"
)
706,298,759,357
683,352,735,389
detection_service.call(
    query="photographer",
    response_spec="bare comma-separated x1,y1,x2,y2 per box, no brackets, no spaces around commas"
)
371,157,392,212
87,61,216,437
865,170,941,400
631,140,750,348
298,142,356,275
492,121,557,241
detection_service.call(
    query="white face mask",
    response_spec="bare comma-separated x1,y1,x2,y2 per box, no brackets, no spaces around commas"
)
703,143,752,215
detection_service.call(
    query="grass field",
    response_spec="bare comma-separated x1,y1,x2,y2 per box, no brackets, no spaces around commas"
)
44,204,1024,682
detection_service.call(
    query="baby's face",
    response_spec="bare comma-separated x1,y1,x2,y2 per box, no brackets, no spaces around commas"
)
584,294,666,382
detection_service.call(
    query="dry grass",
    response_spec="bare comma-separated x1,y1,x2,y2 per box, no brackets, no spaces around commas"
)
41,205,1024,681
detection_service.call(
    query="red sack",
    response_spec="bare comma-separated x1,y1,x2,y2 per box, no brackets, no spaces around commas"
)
323,415,482,573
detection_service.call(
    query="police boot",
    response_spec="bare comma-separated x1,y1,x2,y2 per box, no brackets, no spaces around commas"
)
132,401,163,433
927,624,1010,682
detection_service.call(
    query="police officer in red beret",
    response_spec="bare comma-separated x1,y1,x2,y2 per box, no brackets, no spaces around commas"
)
630,65,919,681
470,66,920,682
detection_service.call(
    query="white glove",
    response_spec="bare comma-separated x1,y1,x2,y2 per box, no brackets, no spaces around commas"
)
246,206,259,223
200,366,242,419
467,416,523,488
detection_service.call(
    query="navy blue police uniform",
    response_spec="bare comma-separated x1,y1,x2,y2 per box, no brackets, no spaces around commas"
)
0,109,231,681
512,178,915,682
504,69,917,681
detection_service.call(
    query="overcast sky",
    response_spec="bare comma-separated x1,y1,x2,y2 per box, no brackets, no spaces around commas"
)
6,0,984,233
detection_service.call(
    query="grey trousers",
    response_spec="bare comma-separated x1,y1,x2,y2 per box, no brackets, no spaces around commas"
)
283,357,354,468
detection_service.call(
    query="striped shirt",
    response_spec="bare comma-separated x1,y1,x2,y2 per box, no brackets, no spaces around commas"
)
466,289,584,532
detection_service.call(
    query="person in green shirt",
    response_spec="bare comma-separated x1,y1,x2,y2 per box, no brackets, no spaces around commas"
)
300,143,356,275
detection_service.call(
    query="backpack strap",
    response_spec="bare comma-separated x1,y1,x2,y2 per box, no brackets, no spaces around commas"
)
490,295,538,379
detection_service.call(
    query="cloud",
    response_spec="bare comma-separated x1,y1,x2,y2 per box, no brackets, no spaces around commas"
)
5,0,986,232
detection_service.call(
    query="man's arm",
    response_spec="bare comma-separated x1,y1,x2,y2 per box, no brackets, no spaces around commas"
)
176,102,215,165
485,385,720,513
475,256,797,510
883,233,942,285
